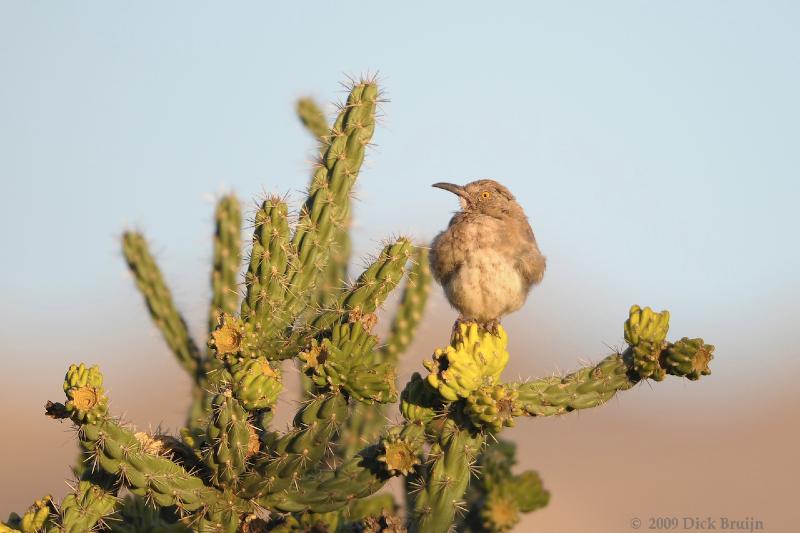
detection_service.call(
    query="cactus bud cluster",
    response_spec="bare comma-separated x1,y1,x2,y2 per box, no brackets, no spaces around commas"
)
423,323,510,401
63,363,108,424
624,305,671,380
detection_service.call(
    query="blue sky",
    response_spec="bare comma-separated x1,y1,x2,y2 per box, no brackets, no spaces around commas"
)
1,1,798,378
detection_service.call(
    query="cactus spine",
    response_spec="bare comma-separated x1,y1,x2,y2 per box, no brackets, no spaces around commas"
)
4,78,715,533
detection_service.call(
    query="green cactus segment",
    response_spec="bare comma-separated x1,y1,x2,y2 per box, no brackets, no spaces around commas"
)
296,97,329,141
283,81,380,331
209,194,242,335
230,357,282,410
624,305,670,381
259,445,393,513
56,480,118,533
663,337,714,380
202,392,255,488
53,368,230,517
464,384,523,433
122,231,201,377
239,197,293,347
424,323,510,402
242,392,348,499
410,420,485,533
2,496,52,533
110,496,191,533
380,246,432,362
260,511,341,533
339,400,385,459
514,352,635,416
338,246,431,459
62,363,108,424
460,440,549,533
300,323,397,403
310,238,413,335
79,419,226,511
346,493,397,523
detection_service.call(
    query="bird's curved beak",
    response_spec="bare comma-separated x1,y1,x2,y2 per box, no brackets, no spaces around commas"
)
432,182,469,200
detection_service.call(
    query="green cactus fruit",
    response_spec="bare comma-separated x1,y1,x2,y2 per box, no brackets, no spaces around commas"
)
631,343,667,382
464,384,523,433
209,313,260,360
3,496,51,533
299,323,397,403
345,362,398,404
480,490,520,533
298,338,330,387
63,363,108,424
230,358,282,410
663,337,714,380
510,471,550,513
423,323,509,402
377,428,423,476
624,305,671,381
624,305,670,347
400,372,440,424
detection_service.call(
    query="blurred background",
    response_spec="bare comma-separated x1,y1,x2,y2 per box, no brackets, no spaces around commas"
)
1,2,798,531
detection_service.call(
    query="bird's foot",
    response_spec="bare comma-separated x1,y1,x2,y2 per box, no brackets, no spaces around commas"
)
481,318,502,336
452,316,502,336
452,315,470,335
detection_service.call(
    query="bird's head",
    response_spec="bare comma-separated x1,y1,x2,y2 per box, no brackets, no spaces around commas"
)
432,179,523,218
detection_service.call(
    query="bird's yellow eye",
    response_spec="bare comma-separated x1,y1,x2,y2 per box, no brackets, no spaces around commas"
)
481,191,491,199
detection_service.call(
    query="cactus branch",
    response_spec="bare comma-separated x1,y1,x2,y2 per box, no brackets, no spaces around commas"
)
209,194,242,336
122,232,201,378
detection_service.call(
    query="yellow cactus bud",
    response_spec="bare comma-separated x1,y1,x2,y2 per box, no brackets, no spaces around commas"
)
423,322,509,401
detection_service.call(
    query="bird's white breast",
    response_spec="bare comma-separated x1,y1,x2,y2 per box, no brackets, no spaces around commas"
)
445,248,526,322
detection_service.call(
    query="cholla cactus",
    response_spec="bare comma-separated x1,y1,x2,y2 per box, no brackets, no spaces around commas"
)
4,78,715,533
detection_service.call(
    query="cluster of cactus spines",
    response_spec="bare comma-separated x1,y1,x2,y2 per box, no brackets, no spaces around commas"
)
5,78,716,533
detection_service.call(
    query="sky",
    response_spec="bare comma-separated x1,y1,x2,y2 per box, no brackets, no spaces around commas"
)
0,1,798,529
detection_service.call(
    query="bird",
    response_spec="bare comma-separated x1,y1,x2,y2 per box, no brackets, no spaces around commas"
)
429,179,545,329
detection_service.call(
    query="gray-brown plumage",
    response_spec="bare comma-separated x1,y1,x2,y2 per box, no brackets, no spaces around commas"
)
429,179,545,324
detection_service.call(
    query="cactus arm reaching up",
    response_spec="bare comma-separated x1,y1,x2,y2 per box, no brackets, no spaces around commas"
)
122,232,202,379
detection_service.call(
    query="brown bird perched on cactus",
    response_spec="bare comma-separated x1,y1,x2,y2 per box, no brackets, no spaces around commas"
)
430,179,546,329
